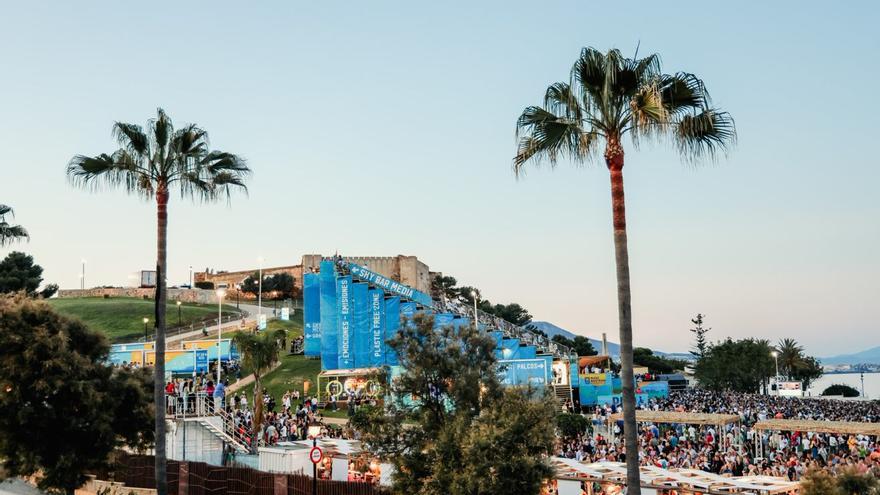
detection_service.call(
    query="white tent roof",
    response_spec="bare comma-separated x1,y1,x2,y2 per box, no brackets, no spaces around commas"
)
552,459,800,494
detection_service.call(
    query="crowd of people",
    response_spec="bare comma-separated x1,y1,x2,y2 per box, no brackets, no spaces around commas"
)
557,390,880,481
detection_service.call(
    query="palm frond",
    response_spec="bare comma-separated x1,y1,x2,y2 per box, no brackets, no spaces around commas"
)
66,152,153,197
674,109,736,161
112,123,149,157
513,106,595,175
660,72,709,114
0,222,29,246
151,108,173,151
543,82,582,122
0,204,13,217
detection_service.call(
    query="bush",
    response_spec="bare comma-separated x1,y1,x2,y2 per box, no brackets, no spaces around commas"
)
822,384,860,397
556,413,590,440
801,467,879,495
195,281,214,290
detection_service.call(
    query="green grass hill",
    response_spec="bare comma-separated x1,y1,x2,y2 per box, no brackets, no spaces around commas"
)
48,297,241,343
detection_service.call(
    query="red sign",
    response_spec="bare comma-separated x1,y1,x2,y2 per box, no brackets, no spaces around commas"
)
309,446,323,464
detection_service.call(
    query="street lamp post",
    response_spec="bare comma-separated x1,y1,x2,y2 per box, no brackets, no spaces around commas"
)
81,259,86,290
143,317,149,341
176,301,182,328
216,289,225,386
257,257,264,328
470,290,478,329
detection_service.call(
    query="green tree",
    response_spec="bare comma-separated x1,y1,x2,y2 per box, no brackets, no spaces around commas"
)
0,205,28,246
0,251,43,296
431,275,458,300
513,46,735,495
694,338,774,392
0,294,153,494
801,467,880,495
552,334,597,357
690,313,710,359
822,384,860,398
351,314,556,495
232,328,286,450
264,273,295,299
557,413,590,440
773,338,823,389
240,271,261,296
490,302,533,327
66,108,250,495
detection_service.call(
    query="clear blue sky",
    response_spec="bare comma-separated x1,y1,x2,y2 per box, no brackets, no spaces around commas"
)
2,1,877,356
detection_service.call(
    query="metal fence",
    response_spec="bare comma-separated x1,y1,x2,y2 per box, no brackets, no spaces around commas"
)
120,455,388,495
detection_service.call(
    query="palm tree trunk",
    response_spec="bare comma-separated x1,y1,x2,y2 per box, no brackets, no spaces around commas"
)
154,186,169,495
606,140,640,495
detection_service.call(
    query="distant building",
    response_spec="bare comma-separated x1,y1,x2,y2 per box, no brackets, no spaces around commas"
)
194,254,435,294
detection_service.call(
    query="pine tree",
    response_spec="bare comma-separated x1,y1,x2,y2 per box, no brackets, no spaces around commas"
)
690,313,710,359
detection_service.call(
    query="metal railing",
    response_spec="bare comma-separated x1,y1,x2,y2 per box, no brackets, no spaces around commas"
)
142,309,251,342
331,256,573,359
167,392,258,453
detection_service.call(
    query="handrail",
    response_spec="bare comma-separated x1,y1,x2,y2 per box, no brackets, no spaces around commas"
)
166,392,258,453
141,309,251,342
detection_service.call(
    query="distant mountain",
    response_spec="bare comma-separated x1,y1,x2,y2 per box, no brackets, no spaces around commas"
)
530,321,620,357
529,321,692,361
821,346,880,366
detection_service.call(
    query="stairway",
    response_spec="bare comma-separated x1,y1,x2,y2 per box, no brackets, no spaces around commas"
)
197,418,251,454
554,384,572,407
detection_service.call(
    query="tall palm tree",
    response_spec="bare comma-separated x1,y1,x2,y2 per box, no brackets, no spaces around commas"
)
776,338,804,379
66,109,250,495
0,205,29,246
232,328,286,450
513,47,735,492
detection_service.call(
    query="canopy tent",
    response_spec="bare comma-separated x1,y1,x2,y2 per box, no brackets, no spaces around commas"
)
752,418,880,459
552,459,800,495
753,419,880,436
608,411,741,426
579,355,612,368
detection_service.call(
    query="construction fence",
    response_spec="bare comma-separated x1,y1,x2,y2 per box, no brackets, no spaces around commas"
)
119,455,388,495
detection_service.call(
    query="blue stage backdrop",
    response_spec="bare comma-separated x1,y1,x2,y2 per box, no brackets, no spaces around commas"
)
385,296,401,366
433,313,455,329
319,261,338,370
336,275,353,369
352,283,371,368
303,272,321,356
369,289,385,367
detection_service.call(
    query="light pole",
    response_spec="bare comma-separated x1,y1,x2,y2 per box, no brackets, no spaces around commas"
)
143,317,149,341
257,257,264,327
470,290,478,329
176,300,182,328
216,289,225,386
81,259,86,290
189,265,193,287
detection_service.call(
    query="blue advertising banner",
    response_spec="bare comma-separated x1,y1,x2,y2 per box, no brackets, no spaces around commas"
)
384,297,401,366
518,346,537,359
336,275,353,369
433,313,455,329
369,289,385,367
303,272,321,357
346,262,433,307
498,358,549,387
352,283,371,368
319,261,338,370
399,302,417,328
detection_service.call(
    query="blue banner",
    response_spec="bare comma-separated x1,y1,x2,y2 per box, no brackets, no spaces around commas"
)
320,261,338,370
352,283,371,368
498,358,549,387
400,302,417,330
369,289,385,367
345,262,433,307
336,275,353,369
385,297,401,366
433,312,455,329
303,272,321,356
